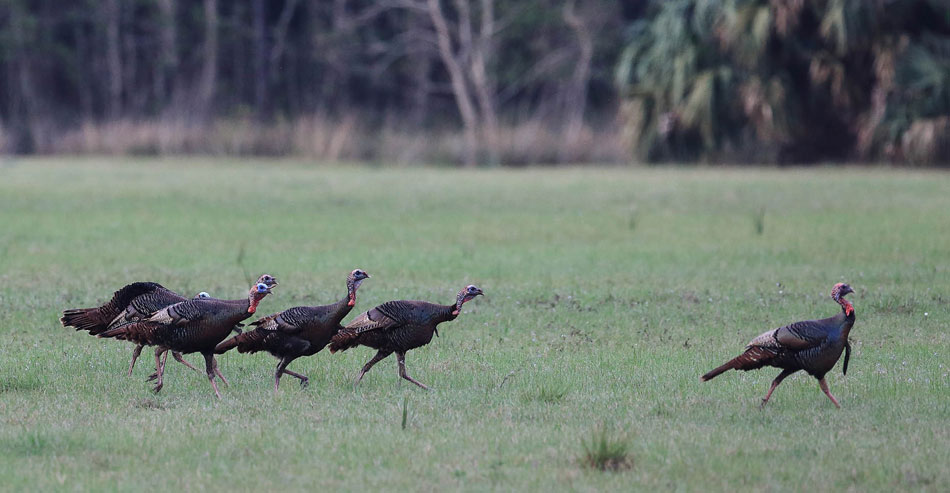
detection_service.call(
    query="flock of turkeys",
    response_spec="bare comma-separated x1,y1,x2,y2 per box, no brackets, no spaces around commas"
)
62,272,856,408
61,270,482,398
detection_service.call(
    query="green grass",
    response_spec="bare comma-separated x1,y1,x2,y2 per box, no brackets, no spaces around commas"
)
0,157,948,491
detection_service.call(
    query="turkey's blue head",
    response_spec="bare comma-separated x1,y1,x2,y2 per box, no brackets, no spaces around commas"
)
347,269,371,306
194,292,211,299
256,274,279,289
453,285,484,316
248,275,278,313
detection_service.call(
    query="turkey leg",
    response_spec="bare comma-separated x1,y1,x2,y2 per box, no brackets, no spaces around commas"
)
761,368,796,409
211,357,229,386
281,367,309,388
172,351,202,374
397,351,430,391
203,353,222,399
819,378,841,409
128,344,144,376
150,348,167,393
355,350,391,387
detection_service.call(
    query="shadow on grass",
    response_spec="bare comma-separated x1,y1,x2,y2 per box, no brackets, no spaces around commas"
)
132,397,176,411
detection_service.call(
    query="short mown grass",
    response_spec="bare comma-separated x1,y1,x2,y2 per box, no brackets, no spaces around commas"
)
0,158,948,491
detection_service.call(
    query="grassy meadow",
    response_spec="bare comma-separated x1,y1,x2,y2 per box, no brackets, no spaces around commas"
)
0,158,947,491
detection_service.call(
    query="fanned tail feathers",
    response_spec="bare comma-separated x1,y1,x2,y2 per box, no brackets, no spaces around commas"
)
61,282,163,335
60,308,105,334
701,346,778,381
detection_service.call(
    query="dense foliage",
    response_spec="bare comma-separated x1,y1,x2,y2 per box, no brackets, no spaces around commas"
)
616,0,950,164
0,0,947,164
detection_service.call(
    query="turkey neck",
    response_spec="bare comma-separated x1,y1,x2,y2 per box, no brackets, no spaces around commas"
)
438,303,460,323
328,292,355,325
219,289,263,315
837,297,855,338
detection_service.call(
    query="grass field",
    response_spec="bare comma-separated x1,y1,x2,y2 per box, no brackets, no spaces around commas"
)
0,158,948,491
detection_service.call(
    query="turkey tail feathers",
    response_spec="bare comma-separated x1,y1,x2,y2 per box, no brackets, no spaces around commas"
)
214,336,240,354
60,308,104,334
215,330,266,354
328,331,357,353
701,363,734,382
701,346,778,381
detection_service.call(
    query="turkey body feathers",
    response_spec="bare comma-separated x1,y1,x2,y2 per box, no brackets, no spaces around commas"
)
99,298,253,354
215,296,351,357
329,301,455,353
702,310,854,381
60,282,184,335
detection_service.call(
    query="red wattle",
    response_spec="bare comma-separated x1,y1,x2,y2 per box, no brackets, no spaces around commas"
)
840,299,853,316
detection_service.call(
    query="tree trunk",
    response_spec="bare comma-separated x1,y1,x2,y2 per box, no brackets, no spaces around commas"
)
428,0,480,167
198,0,218,118
469,0,498,165
73,21,94,121
252,0,268,118
104,0,122,119
560,0,593,162
156,0,178,109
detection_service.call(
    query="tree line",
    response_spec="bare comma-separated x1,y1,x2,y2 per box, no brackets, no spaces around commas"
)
618,0,950,165
0,0,947,165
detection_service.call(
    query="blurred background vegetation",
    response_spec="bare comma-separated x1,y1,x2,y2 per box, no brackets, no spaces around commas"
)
0,0,948,165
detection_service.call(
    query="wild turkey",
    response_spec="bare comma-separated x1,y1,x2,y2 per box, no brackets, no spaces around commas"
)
329,285,484,390
60,281,252,375
97,276,278,398
701,283,856,408
216,269,371,391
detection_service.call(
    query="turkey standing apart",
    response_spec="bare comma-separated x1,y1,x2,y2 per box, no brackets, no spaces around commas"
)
329,285,484,390
216,269,371,391
97,276,278,398
701,283,856,408
60,281,251,376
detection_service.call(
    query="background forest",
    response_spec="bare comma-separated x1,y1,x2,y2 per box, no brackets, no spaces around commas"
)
1,0,948,165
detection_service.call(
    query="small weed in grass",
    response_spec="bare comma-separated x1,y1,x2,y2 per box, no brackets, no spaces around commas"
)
523,383,568,404
401,394,410,430
753,207,765,235
582,425,632,472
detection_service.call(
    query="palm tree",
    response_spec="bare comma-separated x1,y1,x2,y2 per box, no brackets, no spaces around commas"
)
616,0,950,164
